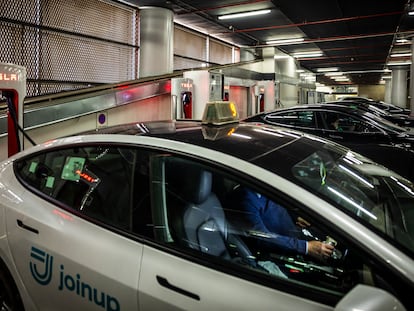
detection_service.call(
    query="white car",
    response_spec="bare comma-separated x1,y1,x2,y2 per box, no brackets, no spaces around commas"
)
0,105,413,310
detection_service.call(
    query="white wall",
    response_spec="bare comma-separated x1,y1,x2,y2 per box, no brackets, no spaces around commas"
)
183,70,211,119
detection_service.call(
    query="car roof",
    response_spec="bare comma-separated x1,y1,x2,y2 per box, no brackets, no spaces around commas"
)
245,103,370,119
79,121,345,162
16,120,348,181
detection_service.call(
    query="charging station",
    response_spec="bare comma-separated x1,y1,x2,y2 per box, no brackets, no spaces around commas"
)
171,78,194,119
0,63,26,157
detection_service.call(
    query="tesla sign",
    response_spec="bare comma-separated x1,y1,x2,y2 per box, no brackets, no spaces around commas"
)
0,73,19,81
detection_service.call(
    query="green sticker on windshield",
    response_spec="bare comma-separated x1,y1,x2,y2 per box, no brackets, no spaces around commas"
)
61,157,86,181
46,176,55,188
29,162,38,173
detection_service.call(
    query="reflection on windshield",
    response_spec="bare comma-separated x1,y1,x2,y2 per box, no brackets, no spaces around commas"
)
366,111,407,133
292,149,414,255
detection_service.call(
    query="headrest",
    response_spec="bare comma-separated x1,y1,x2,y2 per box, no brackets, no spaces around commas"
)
166,158,212,204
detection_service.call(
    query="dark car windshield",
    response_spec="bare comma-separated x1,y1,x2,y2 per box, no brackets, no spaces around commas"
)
291,146,414,256
360,111,408,133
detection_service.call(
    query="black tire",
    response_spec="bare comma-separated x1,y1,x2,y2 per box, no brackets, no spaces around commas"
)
0,266,24,311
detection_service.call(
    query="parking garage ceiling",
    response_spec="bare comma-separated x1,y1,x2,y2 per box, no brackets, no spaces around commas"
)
127,0,414,85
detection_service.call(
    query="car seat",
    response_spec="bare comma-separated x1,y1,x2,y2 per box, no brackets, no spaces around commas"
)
164,158,253,261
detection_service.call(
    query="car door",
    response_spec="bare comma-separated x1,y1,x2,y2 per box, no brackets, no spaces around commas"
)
136,154,413,310
137,154,334,310
6,146,143,311
139,245,334,311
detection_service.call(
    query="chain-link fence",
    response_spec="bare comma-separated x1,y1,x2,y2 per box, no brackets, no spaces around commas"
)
0,0,139,97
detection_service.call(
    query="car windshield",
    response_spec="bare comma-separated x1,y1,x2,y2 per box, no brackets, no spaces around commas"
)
291,147,414,257
362,111,408,133
367,104,390,116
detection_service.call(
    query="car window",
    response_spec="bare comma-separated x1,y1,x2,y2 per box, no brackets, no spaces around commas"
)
264,111,316,128
321,111,380,133
146,154,405,305
14,146,154,233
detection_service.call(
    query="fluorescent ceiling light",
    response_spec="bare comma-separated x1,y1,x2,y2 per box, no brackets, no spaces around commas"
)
293,52,323,58
316,67,338,72
274,55,290,59
387,61,412,66
381,75,392,80
266,38,304,45
395,38,411,44
304,76,316,81
218,9,271,20
324,72,344,76
409,11,414,16
390,53,412,57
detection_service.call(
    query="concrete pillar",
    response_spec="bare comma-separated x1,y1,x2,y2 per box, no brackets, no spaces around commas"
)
410,41,414,113
391,66,408,107
139,7,173,78
261,47,276,73
240,48,256,61
384,79,392,104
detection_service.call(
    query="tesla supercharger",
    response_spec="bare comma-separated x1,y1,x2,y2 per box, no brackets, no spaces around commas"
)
171,78,193,119
0,63,26,157
254,85,265,113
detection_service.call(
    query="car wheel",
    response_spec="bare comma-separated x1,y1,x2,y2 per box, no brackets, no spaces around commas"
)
0,267,24,311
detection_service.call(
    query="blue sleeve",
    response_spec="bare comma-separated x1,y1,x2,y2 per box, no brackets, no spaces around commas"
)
241,190,307,255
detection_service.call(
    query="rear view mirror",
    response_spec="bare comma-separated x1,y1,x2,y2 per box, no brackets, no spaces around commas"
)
334,284,406,311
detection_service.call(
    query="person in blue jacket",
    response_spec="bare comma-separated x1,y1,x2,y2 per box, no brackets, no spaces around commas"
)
232,187,334,260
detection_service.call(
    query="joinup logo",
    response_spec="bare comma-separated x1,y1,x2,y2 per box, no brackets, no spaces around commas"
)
30,246,53,286
29,246,120,311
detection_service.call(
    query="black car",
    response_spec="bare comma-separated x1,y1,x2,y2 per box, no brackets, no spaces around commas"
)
243,104,414,181
328,100,414,128
340,97,411,115
371,100,411,115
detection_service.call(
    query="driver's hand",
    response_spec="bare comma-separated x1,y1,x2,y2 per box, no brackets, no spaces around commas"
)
307,240,334,259
296,217,311,228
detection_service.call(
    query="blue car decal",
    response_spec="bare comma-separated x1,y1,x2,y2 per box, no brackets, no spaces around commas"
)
29,246,120,311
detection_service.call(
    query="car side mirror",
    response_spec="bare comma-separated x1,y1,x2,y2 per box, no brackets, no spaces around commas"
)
334,284,406,311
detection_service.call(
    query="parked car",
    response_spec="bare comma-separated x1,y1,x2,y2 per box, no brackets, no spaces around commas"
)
0,103,413,310
339,96,411,115
243,104,414,181
325,100,414,128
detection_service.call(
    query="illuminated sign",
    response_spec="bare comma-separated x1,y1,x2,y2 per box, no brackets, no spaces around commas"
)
0,73,19,81
181,82,193,89
229,102,237,117
75,170,99,183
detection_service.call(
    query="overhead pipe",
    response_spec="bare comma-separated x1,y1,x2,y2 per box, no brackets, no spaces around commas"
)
321,43,391,52
213,11,404,34
296,52,387,61
305,59,388,65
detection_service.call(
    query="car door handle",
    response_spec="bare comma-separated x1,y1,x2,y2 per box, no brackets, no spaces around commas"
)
156,275,200,301
17,220,39,234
